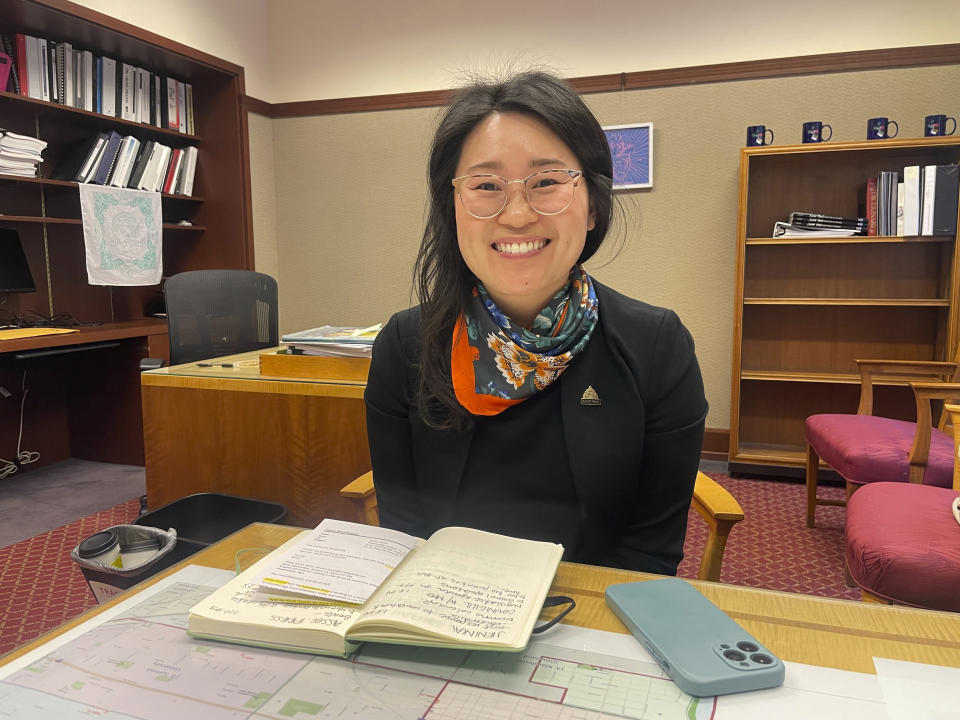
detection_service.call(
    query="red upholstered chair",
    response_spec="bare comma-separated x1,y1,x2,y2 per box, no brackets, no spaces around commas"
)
843,403,960,611
805,358,960,528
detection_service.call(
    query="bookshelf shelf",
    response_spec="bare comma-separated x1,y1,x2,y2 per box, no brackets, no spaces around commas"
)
743,298,950,306
0,173,205,202
0,90,203,143
0,216,206,232
746,235,952,245
729,139,960,472
740,370,930,386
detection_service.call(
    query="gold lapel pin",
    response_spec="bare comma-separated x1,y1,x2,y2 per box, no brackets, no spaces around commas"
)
580,386,601,406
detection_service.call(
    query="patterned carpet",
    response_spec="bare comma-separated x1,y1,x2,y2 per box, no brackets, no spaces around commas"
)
0,498,140,656
678,472,856,599
0,473,856,657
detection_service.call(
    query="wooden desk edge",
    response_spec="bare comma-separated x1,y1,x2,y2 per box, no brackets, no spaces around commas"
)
3,523,960,674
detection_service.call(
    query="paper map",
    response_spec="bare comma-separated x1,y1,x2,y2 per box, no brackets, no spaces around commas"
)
0,566,711,720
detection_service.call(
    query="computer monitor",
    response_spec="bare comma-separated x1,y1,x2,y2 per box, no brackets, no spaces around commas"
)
0,229,36,294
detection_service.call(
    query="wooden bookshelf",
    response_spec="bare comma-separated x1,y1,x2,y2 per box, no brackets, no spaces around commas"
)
729,138,960,474
0,0,254,469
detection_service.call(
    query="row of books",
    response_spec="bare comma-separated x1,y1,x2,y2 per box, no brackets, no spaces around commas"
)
0,130,46,178
863,164,959,237
1,32,195,134
52,130,198,195
775,164,960,239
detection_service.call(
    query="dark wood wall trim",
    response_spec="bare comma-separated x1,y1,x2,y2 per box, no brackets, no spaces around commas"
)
245,43,960,119
622,43,960,90
702,427,730,463
243,95,273,117
264,89,453,118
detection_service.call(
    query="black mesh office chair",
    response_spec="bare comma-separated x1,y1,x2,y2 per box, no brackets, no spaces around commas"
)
164,270,278,366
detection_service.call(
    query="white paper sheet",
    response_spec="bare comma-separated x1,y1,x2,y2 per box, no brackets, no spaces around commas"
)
874,657,960,720
255,518,420,604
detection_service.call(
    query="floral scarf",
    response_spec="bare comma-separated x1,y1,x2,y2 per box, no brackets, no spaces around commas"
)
451,266,599,416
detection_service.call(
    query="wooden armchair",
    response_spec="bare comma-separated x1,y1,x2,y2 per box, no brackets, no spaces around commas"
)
805,355,960,528
842,403,960,611
341,470,744,582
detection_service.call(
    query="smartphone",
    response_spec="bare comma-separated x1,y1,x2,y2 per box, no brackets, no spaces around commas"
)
605,577,784,697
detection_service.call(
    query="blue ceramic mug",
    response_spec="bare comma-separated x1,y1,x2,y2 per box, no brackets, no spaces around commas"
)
802,121,832,143
867,117,898,140
925,114,957,137
746,125,774,146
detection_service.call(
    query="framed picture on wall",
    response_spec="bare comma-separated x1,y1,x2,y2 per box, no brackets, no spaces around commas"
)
602,122,653,189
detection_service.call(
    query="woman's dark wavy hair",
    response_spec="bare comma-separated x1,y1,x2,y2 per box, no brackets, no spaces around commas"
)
413,70,614,430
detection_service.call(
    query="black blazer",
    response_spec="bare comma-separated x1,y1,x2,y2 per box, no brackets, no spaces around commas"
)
364,280,708,574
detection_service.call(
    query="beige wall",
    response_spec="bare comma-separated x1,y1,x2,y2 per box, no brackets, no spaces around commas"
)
72,0,272,96
73,0,958,102
69,0,960,429
261,0,960,102
248,112,279,282
272,65,960,428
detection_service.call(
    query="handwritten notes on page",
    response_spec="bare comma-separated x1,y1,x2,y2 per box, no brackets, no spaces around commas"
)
348,526,564,649
256,519,421,605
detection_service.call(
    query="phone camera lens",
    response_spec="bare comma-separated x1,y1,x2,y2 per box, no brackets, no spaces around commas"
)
723,649,746,662
751,653,774,665
737,641,760,653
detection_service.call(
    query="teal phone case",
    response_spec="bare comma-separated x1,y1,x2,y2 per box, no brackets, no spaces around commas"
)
605,578,784,697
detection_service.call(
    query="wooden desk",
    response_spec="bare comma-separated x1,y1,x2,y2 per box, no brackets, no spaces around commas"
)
5,523,959,675
140,350,371,527
0,319,169,469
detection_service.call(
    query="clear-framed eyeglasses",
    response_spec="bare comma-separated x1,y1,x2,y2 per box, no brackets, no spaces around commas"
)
451,169,584,219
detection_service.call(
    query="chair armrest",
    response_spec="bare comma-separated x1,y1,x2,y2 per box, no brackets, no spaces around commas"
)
690,471,744,582
906,382,960,483
340,470,375,499
340,471,378,525
946,403,960,493
855,360,957,415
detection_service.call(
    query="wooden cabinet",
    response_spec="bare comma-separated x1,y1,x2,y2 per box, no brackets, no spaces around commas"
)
0,0,254,469
729,138,960,474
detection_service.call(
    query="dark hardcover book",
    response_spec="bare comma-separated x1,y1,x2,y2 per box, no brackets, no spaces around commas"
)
126,139,155,189
159,76,167,128
95,55,102,113
932,164,960,236
789,215,867,229
14,33,27,96
51,131,106,181
789,211,866,224
46,39,56,103
149,72,157,126
89,130,122,185
1,33,20,94
115,61,122,119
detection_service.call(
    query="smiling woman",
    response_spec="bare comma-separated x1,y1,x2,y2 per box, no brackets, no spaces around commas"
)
363,71,708,574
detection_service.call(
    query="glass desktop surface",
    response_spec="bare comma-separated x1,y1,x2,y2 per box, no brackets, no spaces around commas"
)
144,347,366,386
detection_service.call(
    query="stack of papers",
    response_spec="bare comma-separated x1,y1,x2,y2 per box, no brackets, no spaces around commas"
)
772,221,861,238
280,324,381,357
0,130,47,177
